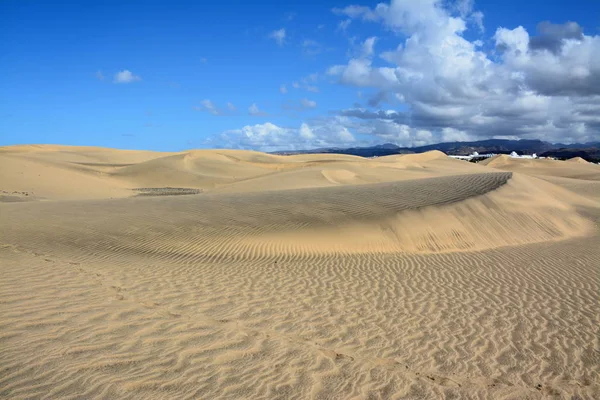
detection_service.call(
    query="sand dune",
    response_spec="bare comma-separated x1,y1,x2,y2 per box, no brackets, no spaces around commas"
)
1,145,599,399
567,156,589,164
0,145,497,200
481,154,600,181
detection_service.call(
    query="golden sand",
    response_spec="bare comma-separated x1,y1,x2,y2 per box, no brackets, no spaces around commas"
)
1,145,599,399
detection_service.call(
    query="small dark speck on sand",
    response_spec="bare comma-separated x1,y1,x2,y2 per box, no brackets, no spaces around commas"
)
132,187,202,197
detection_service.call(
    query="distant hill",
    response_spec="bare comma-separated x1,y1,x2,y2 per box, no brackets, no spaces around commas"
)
540,147,600,163
273,139,600,162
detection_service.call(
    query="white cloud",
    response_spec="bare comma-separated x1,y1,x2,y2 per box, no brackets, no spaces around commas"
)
453,0,474,17
280,84,288,94
333,5,378,21
96,70,104,80
470,11,484,32
440,127,474,142
338,19,352,32
113,70,141,84
199,99,219,115
301,98,317,109
248,103,268,116
494,26,529,54
215,119,360,152
220,123,289,150
362,37,377,57
269,28,286,46
194,100,236,116
325,0,600,144
211,113,482,150
336,126,355,142
292,82,300,89
299,123,315,139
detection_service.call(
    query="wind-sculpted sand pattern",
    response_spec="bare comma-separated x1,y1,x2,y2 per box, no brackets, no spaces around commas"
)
1,234,599,399
0,172,594,261
1,149,599,399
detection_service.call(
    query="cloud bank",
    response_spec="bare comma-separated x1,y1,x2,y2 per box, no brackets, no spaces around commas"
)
212,0,599,150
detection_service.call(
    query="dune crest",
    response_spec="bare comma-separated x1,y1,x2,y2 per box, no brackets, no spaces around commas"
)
242,173,595,255
567,156,589,163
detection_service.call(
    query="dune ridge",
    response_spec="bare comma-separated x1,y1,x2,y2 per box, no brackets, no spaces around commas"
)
2,172,594,261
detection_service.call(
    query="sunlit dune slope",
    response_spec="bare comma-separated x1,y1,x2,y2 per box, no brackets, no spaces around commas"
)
481,154,600,180
567,156,589,164
1,145,494,200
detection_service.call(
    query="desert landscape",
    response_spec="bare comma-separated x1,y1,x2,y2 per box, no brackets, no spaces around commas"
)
0,145,599,399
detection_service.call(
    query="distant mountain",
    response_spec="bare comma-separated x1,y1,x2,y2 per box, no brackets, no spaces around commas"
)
273,139,600,161
540,147,600,163
409,139,557,155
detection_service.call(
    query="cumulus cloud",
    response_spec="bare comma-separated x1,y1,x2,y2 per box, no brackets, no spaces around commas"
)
325,0,600,144
280,84,288,94
194,100,236,116
367,91,392,107
470,11,484,32
248,103,268,116
529,21,584,54
113,70,141,84
495,25,600,96
333,5,378,21
217,119,356,152
207,1,598,151
453,0,474,17
362,36,377,57
211,110,484,151
269,28,286,46
219,123,290,150
299,123,316,139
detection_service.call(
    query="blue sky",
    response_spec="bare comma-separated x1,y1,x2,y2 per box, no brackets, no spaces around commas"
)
1,0,599,151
